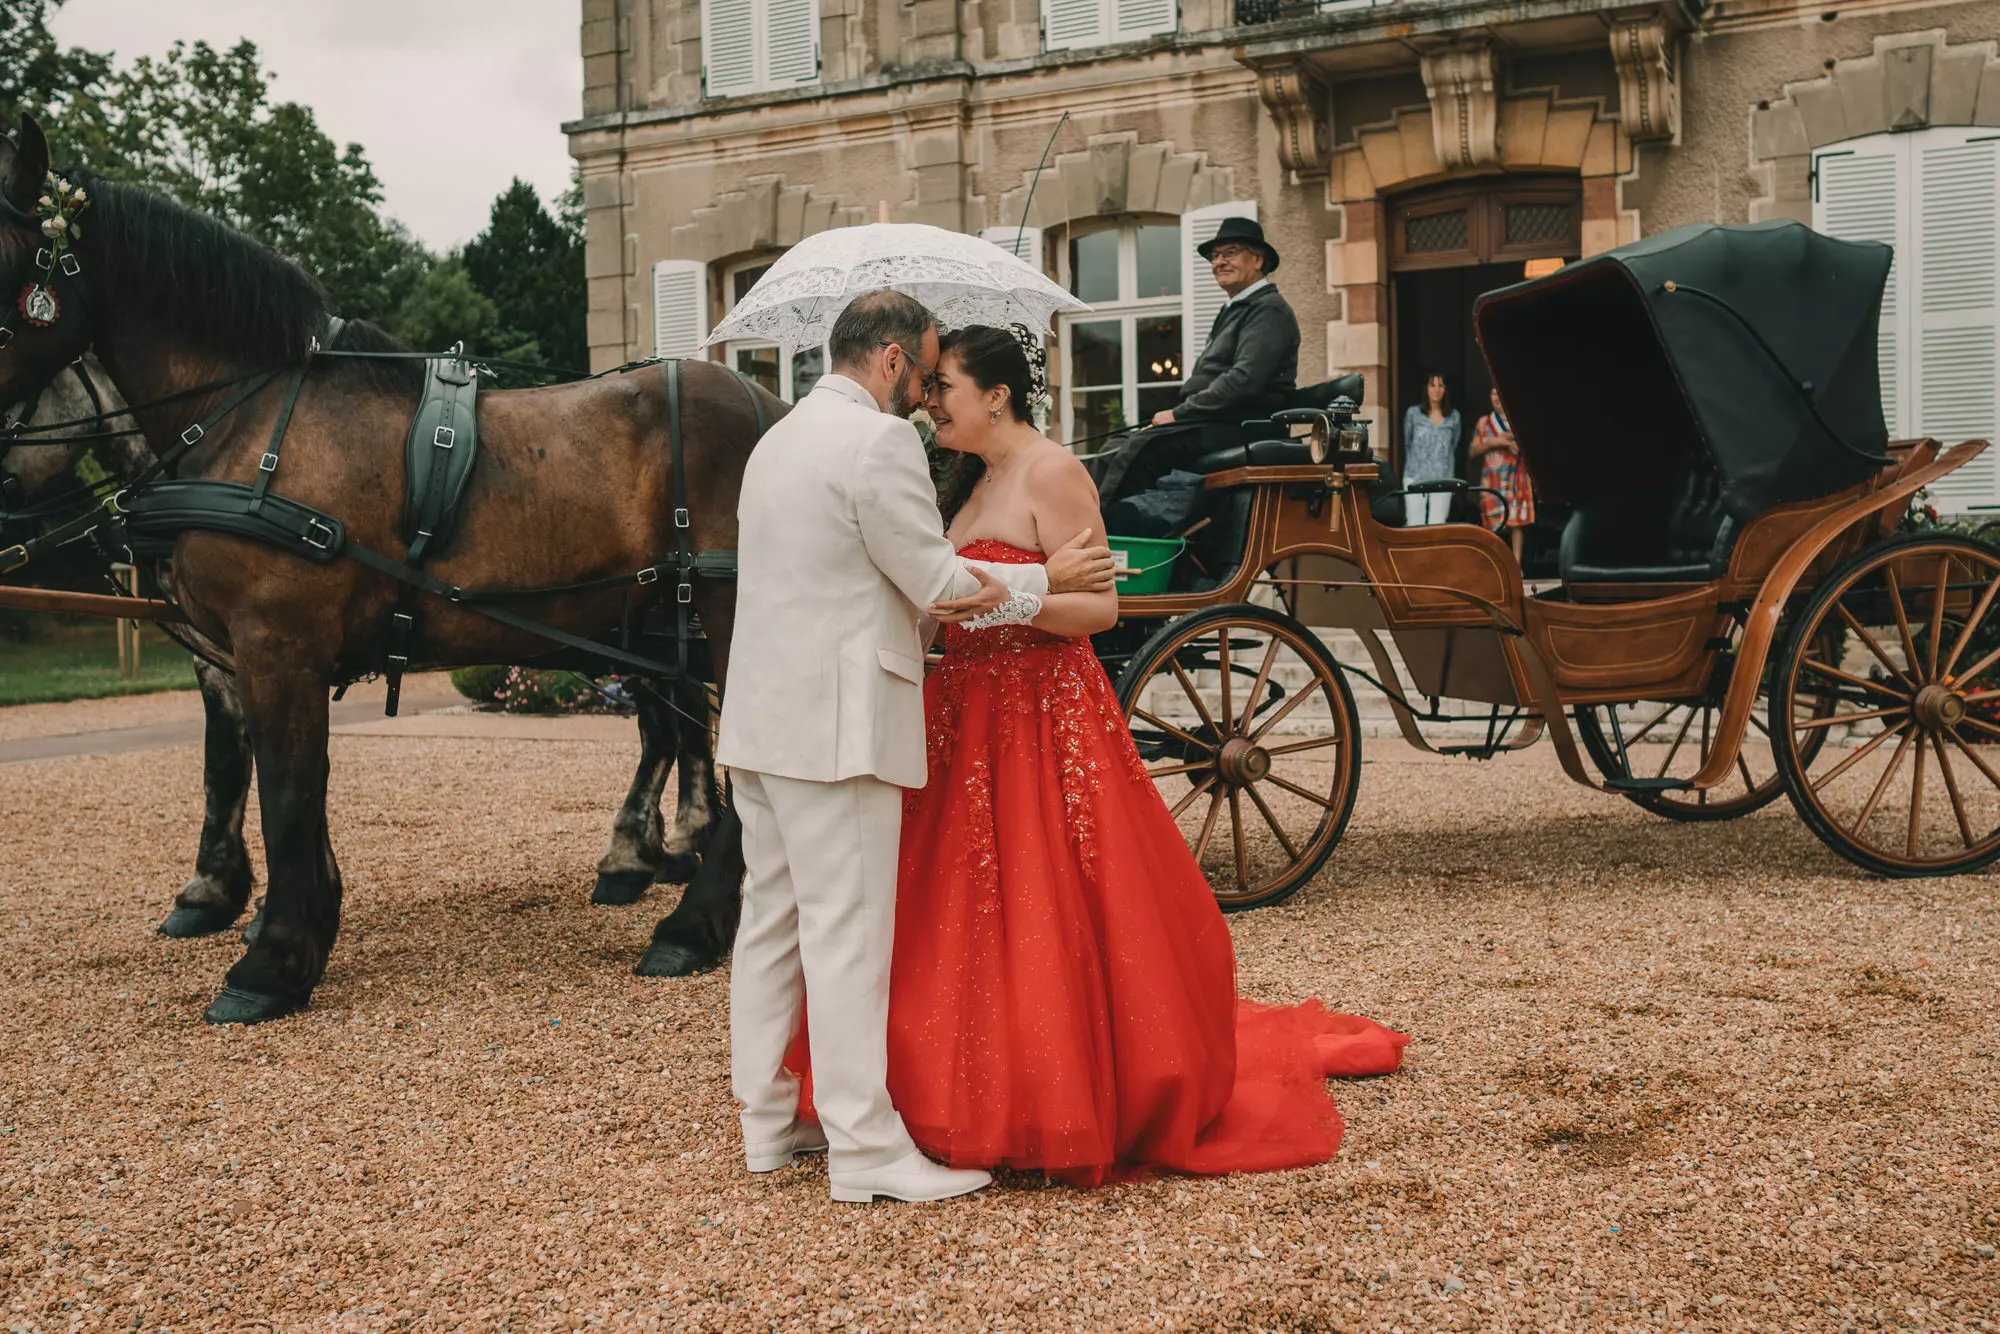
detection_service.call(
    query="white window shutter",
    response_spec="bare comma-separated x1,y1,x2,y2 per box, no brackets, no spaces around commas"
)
980,225,1046,270
1815,138,1904,439
1181,200,1257,377
762,0,820,88
1111,0,1176,41
1914,131,2000,510
653,260,710,360
1042,0,1108,52
702,0,757,97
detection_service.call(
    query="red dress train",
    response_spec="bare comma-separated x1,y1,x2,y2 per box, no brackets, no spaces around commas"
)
793,540,1406,1185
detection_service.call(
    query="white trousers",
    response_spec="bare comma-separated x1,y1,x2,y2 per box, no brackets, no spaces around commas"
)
1404,491,1451,526
729,767,916,1174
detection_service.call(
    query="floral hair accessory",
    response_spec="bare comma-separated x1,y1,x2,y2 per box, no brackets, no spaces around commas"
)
1006,323,1051,413
19,173,88,326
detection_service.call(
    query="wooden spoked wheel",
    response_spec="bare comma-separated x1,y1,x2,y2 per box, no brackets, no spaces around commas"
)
1114,604,1361,911
1573,623,1840,822
1772,533,2000,877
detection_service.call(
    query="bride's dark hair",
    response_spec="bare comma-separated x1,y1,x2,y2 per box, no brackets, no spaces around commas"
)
934,325,1038,525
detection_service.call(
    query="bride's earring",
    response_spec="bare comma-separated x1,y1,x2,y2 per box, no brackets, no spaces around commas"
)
988,408,1001,425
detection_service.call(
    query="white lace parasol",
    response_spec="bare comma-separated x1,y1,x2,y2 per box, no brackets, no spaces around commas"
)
701,223,1088,348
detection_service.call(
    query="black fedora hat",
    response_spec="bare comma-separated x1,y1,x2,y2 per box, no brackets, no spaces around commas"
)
1197,216,1280,274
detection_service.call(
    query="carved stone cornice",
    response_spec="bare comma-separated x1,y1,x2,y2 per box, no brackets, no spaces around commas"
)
1419,39,1501,172
1252,59,1331,178
1608,12,1679,142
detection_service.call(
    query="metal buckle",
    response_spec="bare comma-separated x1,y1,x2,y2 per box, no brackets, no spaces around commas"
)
0,544,27,575
674,507,690,529
58,253,80,277
258,452,279,473
304,518,336,551
180,423,205,447
387,653,409,668
392,612,414,632
677,581,693,605
636,566,660,585
0,327,12,349
32,248,50,272
434,425,455,449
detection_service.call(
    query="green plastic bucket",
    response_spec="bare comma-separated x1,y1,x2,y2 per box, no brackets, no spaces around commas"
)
1107,535,1184,595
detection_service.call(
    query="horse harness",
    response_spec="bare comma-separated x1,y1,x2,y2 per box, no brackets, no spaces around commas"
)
11,330,758,714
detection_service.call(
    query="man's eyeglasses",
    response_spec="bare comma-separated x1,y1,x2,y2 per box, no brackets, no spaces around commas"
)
879,340,942,394
1207,245,1254,265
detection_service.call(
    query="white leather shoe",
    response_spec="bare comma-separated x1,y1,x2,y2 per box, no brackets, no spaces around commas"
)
829,1151,992,1203
745,1121,829,1173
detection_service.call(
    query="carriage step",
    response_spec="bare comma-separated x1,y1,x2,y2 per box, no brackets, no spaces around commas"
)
1603,776,1695,793
1435,745,1502,760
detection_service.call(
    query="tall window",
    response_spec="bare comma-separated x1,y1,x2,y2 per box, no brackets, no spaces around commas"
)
720,259,824,404
1815,127,2000,512
1042,0,1177,52
703,0,819,99
1057,221,1184,444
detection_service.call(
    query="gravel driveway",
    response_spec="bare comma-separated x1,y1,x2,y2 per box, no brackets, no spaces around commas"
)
1,729,1994,1331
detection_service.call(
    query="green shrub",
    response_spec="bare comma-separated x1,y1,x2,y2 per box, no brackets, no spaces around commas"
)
450,664,510,703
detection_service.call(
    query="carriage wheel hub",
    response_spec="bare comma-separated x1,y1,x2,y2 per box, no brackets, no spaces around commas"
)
1913,683,1967,730
1216,737,1271,786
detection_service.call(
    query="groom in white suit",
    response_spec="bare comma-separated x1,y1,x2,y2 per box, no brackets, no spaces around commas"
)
718,290,1114,1202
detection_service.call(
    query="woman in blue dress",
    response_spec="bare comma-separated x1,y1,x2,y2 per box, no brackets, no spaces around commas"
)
1400,372,1461,526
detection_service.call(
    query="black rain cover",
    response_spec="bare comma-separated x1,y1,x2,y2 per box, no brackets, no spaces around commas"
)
1473,220,1891,522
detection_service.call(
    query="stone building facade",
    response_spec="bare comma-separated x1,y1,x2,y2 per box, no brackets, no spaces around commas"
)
565,0,2000,508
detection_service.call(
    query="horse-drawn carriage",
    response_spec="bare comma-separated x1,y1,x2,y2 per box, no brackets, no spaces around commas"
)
1094,219,2000,907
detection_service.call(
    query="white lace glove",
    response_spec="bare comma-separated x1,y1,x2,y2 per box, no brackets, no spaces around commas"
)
964,590,1043,631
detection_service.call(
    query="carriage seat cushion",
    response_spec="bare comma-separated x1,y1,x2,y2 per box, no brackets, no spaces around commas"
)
1559,459,1738,584
1194,437,1316,476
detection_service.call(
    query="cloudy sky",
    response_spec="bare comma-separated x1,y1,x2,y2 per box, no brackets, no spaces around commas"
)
50,0,585,252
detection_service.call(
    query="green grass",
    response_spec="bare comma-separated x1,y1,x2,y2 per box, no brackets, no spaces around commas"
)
0,619,197,706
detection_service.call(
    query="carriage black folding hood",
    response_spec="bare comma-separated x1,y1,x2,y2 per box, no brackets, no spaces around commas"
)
1473,219,1893,523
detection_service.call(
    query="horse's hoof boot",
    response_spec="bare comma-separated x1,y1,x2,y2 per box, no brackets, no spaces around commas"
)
591,870,653,906
202,986,305,1025
157,903,241,939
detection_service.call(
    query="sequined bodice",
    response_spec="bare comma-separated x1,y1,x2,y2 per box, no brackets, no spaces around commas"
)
941,539,1063,658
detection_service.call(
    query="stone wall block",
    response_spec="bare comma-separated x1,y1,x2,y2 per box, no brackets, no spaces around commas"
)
1357,126,1406,195
1792,81,1847,149
776,188,808,246
1155,155,1198,214
1324,238,1382,289
1061,158,1097,226
581,18,619,57
1333,149,1375,203
1581,118,1618,176
1883,44,1934,130
1498,96,1551,168
911,0,957,38
911,131,962,169
1540,106,1595,169
582,174,624,210
1185,168,1224,212
583,52,620,93
1330,320,1386,368
1343,282,1381,325
1834,59,1889,139
1751,103,1809,164
1975,62,2000,126
1088,139,1131,213
1128,142,1169,213
584,219,624,279
913,162,961,205
1931,46,1988,125
1769,153,1811,206
803,196,837,236
581,0,617,23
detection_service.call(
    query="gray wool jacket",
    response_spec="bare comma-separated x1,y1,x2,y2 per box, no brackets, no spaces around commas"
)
1174,281,1301,421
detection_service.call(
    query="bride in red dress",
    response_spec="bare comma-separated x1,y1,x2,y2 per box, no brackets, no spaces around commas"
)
794,325,1405,1186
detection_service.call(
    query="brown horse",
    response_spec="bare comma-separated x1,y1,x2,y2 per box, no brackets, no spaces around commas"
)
3,360,728,928
0,117,765,1022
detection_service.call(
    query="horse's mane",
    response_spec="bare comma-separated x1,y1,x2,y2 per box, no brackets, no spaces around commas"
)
70,169,423,394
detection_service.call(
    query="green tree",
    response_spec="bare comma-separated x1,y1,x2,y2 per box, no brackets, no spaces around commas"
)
391,256,537,362
103,39,429,328
0,0,115,165
461,176,586,371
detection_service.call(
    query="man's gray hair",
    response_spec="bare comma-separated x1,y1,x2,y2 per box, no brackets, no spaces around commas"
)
829,289,935,371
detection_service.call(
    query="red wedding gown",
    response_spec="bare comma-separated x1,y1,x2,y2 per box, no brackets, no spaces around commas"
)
792,540,1407,1185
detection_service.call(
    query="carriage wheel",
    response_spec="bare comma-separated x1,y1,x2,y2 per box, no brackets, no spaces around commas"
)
1772,532,2000,877
1114,604,1361,911
1573,622,1840,822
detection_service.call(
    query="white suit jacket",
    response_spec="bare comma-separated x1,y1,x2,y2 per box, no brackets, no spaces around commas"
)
716,374,1049,788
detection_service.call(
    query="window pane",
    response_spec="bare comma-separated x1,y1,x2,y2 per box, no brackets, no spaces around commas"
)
790,345,825,401
1068,319,1123,387
1136,314,1184,383
732,264,772,306
733,344,782,398
1135,225,1181,299
1069,230,1119,304
1073,389,1128,442
1138,385,1180,422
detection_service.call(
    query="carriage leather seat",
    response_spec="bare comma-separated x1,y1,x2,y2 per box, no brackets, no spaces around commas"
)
1190,374,1367,476
1558,455,1738,585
